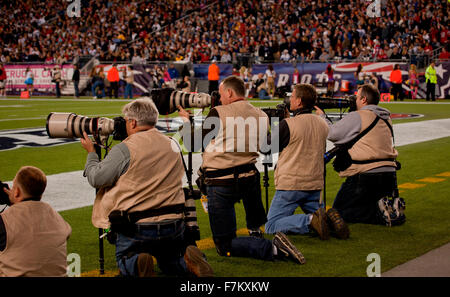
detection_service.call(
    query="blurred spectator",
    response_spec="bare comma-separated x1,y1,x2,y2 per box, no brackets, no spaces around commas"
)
123,66,134,99
439,47,450,60
52,65,62,98
390,64,403,101
292,68,300,86
0,0,447,66
0,63,6,98
24,67,34,97
177,75,191,92
91,67,105,99
255,73,270,100
408,64,419,100
425,61,437,101
208,59,220,94
265,64,276,97
107,64,120,99
168,64,180,81
72,64,80,98
370,72,379,91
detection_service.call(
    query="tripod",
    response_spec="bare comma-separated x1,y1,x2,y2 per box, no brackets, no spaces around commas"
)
261,153,273,215
94,143,106,275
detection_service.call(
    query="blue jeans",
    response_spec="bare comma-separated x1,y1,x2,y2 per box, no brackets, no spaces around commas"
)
92,81,105,98
259,89,271,100
115,219,188,276
206,182,274,260
265,190,321,234
74,81,79,97
124,83,133,99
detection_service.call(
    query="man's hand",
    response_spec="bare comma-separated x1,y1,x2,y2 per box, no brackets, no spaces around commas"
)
314,106,325,116
177,106,192,122
80,131,95,153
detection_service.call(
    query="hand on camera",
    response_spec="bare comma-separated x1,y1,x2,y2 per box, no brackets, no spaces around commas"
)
314,106,325,116
80,132,95,153
177,106,191,123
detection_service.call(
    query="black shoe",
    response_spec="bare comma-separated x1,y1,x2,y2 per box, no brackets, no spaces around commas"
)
392,197,405,218
273,232,306,264
184,245,214,277
326,208,350,239
377,197,395,227
391,197,406,226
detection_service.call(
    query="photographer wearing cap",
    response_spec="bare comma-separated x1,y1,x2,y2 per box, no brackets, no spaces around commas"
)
0,166,71,277
81,99,213,277
179,76,306,264
265,84,349,240
316,84,404,226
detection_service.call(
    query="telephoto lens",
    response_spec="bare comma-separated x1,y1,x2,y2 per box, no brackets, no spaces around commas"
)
46,112,115,138
149,88,213,115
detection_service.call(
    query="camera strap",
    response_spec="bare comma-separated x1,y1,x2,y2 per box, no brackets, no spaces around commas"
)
344,114,396,165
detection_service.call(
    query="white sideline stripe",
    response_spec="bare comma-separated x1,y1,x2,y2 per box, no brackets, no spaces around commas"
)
3,118,450,212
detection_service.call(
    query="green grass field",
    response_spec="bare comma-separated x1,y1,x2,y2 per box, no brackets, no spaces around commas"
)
1,97,449,276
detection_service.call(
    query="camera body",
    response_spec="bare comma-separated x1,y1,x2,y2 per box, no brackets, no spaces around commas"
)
0,181,11,206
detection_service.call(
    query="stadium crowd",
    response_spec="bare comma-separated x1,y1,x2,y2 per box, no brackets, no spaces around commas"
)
0,0,449,65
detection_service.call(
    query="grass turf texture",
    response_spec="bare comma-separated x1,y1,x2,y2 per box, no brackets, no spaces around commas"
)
57,136,450,276
1,98,449,276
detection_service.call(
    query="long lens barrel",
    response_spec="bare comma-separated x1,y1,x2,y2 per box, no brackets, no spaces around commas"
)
317,97,351,110
150,88,212,115
46,112,114,138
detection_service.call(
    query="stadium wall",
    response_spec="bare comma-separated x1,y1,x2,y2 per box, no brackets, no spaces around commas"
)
3,62,449,99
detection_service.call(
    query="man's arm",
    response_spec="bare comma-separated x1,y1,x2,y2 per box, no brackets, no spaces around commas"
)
83,142,130,188
177,107,219,151
261,119,290,155
326,111,362,145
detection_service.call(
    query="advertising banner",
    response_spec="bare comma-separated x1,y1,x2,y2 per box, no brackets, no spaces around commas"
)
3,62,448,98
4,64,74,95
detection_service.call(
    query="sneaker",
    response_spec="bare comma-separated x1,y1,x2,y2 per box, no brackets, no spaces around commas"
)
326,208,350,239
184,245,214,277
377,197,395,227
309,208,330,240
392,197,406,218
248,228,264,238
136,253,154,277
273,232,306,264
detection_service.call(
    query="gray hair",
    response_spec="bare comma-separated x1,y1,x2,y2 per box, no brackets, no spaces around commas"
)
122,98,159,126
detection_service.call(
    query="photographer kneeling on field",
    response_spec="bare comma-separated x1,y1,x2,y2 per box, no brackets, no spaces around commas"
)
264,84,349,240
315,84,405,226
81,99,213,277
0,166,72,277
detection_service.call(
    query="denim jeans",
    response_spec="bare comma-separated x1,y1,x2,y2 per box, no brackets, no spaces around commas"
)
92,81,105,98
259,89,271,100
206,178,274,261
124,83,133,99
115,219,188,276
265,190,321,234
74,81,79,98
333,171,396,224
